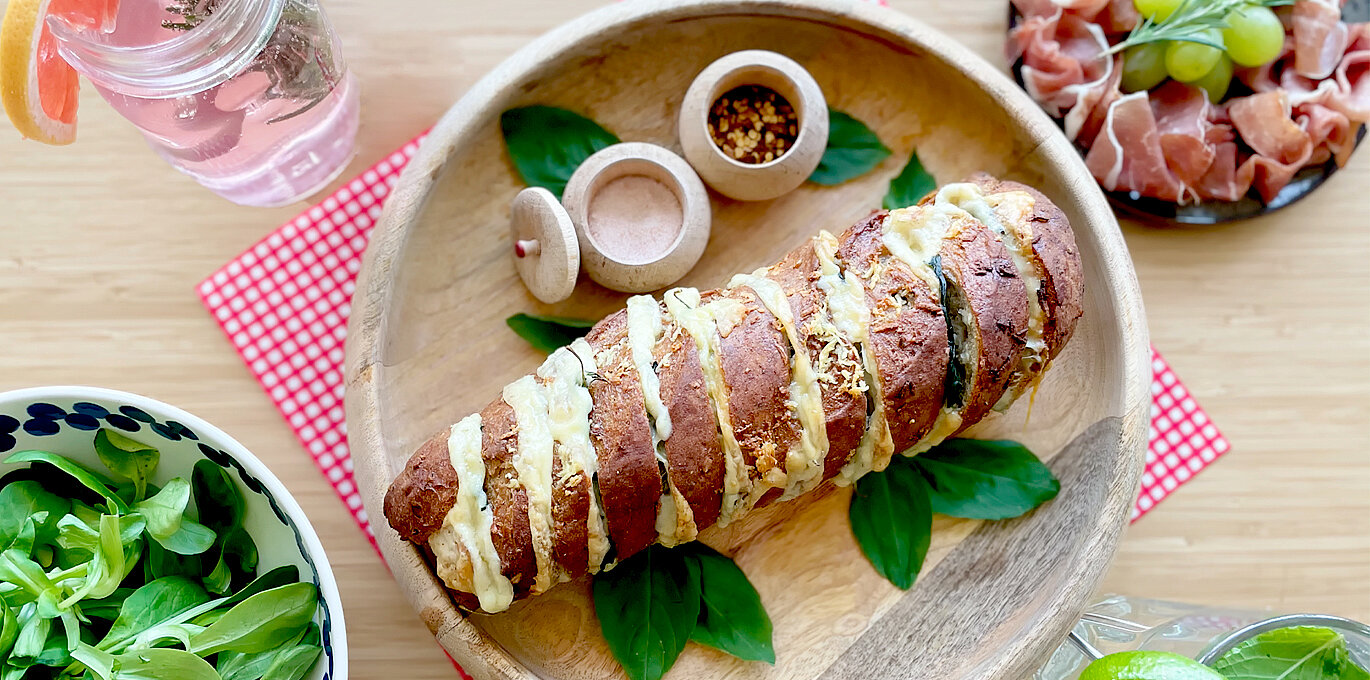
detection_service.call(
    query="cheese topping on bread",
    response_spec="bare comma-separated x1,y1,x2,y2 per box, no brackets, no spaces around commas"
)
502,376,558,592
541,342,610,572
815,231,895,485
663,287,751,526
941,184,1048,407
728,272,830,500
429,414,513,613
625,296,697,546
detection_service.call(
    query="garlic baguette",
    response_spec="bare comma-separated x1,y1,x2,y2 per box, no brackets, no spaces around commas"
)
383,177,1084,613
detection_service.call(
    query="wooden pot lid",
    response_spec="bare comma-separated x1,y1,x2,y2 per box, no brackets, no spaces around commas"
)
510,187,579,303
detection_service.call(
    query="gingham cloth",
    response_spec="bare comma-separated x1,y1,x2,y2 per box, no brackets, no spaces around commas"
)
195,135,1229,541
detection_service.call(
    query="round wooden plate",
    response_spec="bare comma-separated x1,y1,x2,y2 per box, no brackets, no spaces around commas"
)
345,1,1151,679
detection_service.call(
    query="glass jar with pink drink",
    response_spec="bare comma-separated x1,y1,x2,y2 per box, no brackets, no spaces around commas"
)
47,0,359,207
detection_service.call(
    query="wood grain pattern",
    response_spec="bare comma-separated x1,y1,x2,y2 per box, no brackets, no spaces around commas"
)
0,1,1365,679
344,1,1149,678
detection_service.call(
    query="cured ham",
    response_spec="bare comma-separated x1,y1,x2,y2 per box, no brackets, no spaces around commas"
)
1013,0,1369,205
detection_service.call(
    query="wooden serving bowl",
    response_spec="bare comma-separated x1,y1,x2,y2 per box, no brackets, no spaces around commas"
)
345,1,1151,678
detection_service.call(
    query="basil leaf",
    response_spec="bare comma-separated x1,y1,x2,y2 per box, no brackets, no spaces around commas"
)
913,439,1060,520
593,545,701,680
500,106,619,198
1212,626,1366,680
0,481,68,547
849,458,932,590
808,110,891,186
882,149,936,210
188,583,318,656
4,451,128,514
100,577,211,650
680,544,773,664
113,647,221,680
261,643,323,680
94,430,159,503
507,313,595,355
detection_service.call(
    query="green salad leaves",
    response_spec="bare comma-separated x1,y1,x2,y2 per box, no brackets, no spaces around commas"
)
0,431,322,680
1213,625,1370,680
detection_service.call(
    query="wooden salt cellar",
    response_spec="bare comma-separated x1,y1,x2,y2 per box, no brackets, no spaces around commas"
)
561,142,711,293
679,49,828,201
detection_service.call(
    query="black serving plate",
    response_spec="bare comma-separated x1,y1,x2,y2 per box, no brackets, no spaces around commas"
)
1007,1,1368,225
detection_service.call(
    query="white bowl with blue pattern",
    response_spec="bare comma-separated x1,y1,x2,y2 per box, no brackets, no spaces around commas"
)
0,386,347,680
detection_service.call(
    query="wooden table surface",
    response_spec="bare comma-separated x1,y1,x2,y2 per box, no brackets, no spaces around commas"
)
1,0,1367,676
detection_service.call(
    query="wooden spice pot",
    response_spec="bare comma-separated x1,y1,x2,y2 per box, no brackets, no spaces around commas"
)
678,49,828,201
562,142,711,293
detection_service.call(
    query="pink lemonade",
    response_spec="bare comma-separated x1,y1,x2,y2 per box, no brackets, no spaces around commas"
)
51,0,359,207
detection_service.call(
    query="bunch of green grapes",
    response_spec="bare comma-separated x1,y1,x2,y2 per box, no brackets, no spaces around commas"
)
1119,0,1286,103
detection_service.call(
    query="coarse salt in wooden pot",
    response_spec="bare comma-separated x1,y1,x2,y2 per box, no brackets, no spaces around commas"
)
561,142,711,293
345,1,1150,679
679,49,828,201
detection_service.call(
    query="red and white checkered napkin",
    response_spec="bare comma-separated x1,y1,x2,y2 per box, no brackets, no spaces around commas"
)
196,134,1230,547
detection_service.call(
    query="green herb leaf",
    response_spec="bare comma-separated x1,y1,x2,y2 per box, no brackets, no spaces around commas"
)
113,647,222,680
62,514,131,604
593,545,701,680
191,460,245,533
849,457,933,590
0,480,69,547
4,451,128,514
261,643,323,680
71,642,116,680
134,478,216,556
80,588,135,622
500,106,620,198
808,110,891,186
100,577,211,651
507,313,595,354
680,544,774,664
0,602,16,658
1212,626,1369,680
94,430,159,503
913,439,1060,520
188,583,318,656
883,150,936,210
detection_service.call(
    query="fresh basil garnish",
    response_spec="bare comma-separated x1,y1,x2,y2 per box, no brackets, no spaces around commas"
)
507,313,595,354
808,110,891,186
500,105,620,198
593,545,701,680
883,149,937,210
913,439,1060,520
849,456,933,590
849,439,1060,589
683,543,774,663
1212,625,1370,680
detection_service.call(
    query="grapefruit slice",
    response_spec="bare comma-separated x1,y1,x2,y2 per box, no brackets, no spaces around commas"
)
1,0,118,145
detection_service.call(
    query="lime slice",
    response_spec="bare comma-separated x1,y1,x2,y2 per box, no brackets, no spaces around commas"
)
1080,651,1226,680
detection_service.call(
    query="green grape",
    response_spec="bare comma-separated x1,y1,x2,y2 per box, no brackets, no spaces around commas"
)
1132,0,1182,22
1166,32,1224,83
1121,43,1170,92
1192,54,1234,103
1223,5,1285,67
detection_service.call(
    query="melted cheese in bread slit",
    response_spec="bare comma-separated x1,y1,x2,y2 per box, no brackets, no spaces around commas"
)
728,272,830,500
939,184,1047,407
815,231,895,485
502,376,558,593
663,288,751,526
881,200,968,454
427,414,514,613
540,342,610,573
626,296,697,547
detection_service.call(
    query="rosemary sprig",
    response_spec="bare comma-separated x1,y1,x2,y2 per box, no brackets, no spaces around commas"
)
1101,0,1294,56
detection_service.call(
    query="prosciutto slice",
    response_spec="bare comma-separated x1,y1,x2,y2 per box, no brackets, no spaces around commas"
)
1150,81,1216,185
1084,92,1184,202
1293,0,1348,79
1015,12,1112,117
1230,91,1314,164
